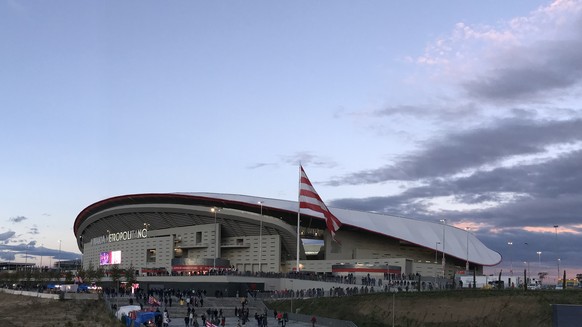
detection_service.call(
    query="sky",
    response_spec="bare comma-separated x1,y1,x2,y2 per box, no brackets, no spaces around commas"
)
2,0,581,283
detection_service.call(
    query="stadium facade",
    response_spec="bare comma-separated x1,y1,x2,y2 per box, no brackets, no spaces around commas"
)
74,193,502,278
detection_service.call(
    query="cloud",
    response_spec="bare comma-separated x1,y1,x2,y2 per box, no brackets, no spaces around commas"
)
328,118,582,185
331,0,582,277
0,231,16,241
328,116,582,271
462,39,582,102
417,0,582,104
247,162,277,169
280,152,337,169
372,102,481,121
0,242,80,262
0,251,15,261
29,226,39,235
248,152,338,172
332,145,582,225
8,216,27,223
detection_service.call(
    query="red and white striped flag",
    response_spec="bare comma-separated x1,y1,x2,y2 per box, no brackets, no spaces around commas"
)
299,165,342,242
148,295,160,306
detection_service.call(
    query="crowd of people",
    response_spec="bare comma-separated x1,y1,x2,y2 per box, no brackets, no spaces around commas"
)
104,271,453,327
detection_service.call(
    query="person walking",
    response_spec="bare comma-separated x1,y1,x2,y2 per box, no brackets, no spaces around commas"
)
163,309,170,327
310,315,317,327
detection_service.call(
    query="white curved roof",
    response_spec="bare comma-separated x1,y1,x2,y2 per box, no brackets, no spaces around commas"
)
182,192,502,266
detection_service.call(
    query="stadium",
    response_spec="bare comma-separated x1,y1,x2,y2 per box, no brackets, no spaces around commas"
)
73,191,502,281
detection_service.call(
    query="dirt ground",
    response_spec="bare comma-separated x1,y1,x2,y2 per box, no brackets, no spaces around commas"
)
0,292,121,327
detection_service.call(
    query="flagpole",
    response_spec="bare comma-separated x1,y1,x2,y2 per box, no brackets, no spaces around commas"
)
296,163,301,272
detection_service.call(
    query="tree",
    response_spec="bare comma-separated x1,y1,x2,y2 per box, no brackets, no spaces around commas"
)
538,272,548,285
124,264,137,287
64,270,74,284
85,262,96,285
95,266,105,285
110,265,122,293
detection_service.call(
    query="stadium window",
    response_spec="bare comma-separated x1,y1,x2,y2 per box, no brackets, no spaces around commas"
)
146,249,156,262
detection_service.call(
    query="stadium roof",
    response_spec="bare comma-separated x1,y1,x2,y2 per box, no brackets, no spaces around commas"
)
74,192,502,266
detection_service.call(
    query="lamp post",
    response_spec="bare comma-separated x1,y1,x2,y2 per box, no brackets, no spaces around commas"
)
210,207,220,271
40,243,43,270
58,240,62,271
524,261,530,283
537,251,542,272
435,241,440,283
435,242,440,264
290,279,294,313
554,225,559,282
258,201,263,273
507,242,513,276
24,244,28,269
465,227,470,271
439,219,446,277
558,258,561,284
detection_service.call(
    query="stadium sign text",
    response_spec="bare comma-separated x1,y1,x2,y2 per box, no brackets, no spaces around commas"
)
91,228,148,245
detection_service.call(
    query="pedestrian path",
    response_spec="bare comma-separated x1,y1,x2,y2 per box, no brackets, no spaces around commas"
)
168,315,314,327
108,295,315,327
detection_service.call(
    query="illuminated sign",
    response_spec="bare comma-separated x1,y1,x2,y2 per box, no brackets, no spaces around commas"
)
99,250,121,265
91,228,148,246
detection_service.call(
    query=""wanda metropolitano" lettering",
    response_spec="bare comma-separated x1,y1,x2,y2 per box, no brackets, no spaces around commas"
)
91,228,148,245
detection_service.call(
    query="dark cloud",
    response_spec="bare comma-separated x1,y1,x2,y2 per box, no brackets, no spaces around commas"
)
0,231,16,241
328,118,582,185
29,226,39,235
328,117,582,272
332,149,582,226
462,38,582,103
8,216,27,223
474,229,572,277
0,251,15,261
0,242,80,262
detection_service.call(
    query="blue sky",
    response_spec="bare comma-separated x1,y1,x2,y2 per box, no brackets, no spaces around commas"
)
2,0,582,282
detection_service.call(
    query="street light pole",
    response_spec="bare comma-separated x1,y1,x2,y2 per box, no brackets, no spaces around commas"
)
537,251,542,272
439,219,446,277
210,207,219,271
258,201,263,274
507,241,513,276
24,244,28,270
554,225,559,282
558,258,561,285
435,241,440,283
58,240,62,272
465,227,470,271
435,242,440,264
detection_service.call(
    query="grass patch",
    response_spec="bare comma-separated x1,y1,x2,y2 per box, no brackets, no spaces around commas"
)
266,289,582,327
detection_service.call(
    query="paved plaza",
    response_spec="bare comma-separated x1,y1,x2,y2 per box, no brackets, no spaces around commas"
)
168,315,314,327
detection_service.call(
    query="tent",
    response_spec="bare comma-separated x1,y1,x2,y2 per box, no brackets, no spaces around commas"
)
115,305,142,320
134,311,161,325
